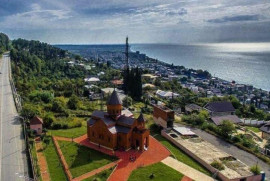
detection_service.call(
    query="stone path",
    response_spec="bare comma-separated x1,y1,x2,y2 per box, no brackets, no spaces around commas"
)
108,136,171,181
73,161,120,181
35,140,50,181
162,157,214,181
181,176,193,181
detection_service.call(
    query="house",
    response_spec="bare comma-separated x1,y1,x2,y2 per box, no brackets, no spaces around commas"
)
153,105,174,128
87,90,150,151
84,77,100,84
185,104,202,114
204,101,236,116
260,123,270,139
30,116,43,135
204,101,241,126
142,74,158,83
156,90,180,99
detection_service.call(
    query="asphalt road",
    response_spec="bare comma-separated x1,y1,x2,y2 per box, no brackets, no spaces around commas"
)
175,123,270,178
0,53,28,181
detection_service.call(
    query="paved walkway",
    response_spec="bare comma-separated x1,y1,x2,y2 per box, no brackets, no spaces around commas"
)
35,141,50,181
181,176,193,181
108,136,170,181
73,161,120,181
162,157,214,181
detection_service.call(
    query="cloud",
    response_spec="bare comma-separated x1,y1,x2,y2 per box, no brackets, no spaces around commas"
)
207,15,260,23
166,8,187,16
0,0,270,44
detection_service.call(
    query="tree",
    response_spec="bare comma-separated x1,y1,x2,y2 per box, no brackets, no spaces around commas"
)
219,120,236,138
122,96,132,107
43,113,55,128
67,95,79,110
52,97,66,113
21,104,40,120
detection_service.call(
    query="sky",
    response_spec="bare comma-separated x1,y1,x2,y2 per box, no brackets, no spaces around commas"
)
0,0,270,44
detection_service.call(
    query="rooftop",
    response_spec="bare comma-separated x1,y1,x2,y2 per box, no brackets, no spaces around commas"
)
205,101,235,113
107,90,122,105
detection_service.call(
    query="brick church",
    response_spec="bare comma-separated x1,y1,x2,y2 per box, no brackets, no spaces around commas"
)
87,90,150,151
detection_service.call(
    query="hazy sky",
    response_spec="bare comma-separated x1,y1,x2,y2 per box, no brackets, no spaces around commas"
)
0,0,270,44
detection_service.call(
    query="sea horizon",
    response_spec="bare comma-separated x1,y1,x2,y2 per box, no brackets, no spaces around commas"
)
57,42,270,91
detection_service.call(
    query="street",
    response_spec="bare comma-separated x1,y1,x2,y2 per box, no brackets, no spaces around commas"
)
0,53,28,181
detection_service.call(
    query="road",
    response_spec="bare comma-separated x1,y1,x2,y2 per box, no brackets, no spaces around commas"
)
0,53,28,180
175,123,270,178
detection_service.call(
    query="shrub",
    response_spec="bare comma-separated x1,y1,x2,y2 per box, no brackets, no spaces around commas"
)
210,160,225,171
67,95,79,110
250,165,261,175
43,113,55,128
232,135,241,143
219,120,236,138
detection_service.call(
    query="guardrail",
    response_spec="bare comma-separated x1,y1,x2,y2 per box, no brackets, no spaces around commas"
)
7,54,39,180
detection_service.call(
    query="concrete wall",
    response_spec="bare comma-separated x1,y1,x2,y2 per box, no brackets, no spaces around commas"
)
262,132,270,140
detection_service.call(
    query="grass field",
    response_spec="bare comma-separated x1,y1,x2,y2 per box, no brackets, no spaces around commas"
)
82,167,115,181
128,162,184,181
245,126,260,133
42,137,67,181
58,140,117,178
48,124,86,138
153,134,211,176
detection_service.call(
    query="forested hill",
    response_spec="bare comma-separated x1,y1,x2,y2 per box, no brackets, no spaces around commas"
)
0,32,10,54
10,36,89,102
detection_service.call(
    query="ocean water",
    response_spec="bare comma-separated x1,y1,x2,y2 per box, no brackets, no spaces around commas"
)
131,43,270,91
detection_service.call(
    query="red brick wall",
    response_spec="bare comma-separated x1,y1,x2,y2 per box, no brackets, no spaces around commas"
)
88,120,117,149
153,106,174,121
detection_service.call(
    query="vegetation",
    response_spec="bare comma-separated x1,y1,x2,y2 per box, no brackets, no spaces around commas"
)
123,67,142,101
250,165,261,175
0,32,10,54
219,120,236,138
48,123,86,138
245,126,260,133
210,160,225,171
82,167,115,181
42,137,67,181
128,162,184,181
58,140,117,178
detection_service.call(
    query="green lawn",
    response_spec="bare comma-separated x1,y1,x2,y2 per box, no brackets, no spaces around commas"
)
42,137,67,181
48,125,86,138
128,162,184,181
58,140,117,178
30,142,41,181
245,126,260,133
82,167,115,181
153,134,211,176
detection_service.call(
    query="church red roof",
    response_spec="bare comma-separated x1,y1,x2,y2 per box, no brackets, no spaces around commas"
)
30,116,43,125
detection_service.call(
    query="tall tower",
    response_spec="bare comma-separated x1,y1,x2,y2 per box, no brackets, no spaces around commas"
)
125,36,129,69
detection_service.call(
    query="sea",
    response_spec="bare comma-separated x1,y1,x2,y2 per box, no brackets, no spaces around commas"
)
57,43,270,91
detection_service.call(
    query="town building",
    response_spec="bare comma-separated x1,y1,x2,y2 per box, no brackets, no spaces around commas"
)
30,116,43,135
185,104,202,114
204,101,241,126
87,90,150,151
156,89,180,100
153,105,174,128
260,123,270,139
